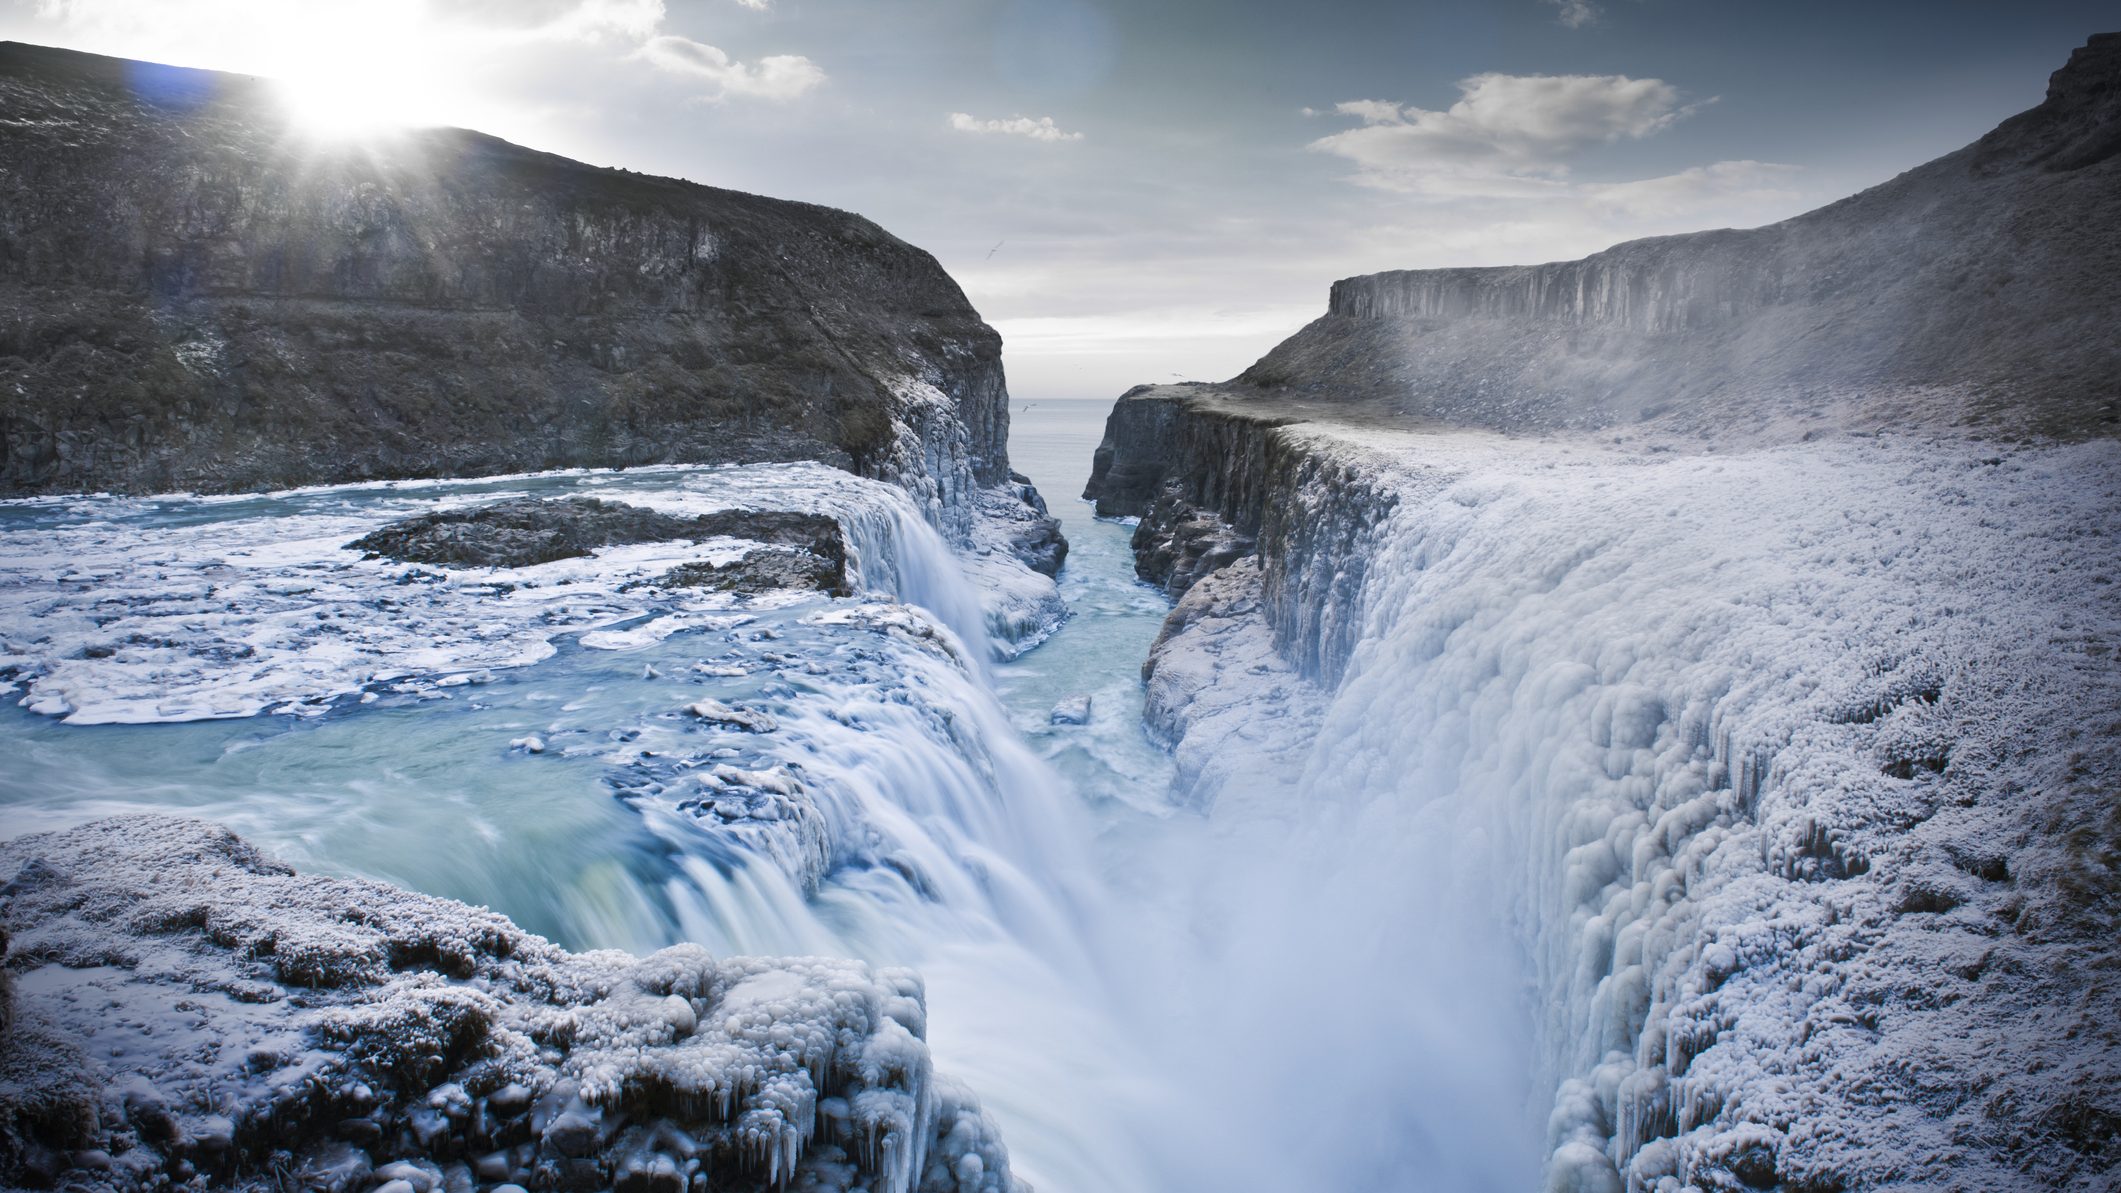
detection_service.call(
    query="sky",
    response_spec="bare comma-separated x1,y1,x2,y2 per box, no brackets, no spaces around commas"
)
1,0,2113,400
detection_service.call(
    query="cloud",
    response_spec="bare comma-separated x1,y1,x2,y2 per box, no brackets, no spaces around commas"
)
640,34,825,100
1547,0,1600,28
948,112,1084,142
1308,72,1707,195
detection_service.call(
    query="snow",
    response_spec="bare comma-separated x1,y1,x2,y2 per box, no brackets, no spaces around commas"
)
1144,424,2121,1190
0,816,1023,1192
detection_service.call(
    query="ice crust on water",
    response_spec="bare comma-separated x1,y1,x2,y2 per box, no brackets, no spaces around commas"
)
1144,427,2121,1191
0,817,1022,1192
0,462,1061,725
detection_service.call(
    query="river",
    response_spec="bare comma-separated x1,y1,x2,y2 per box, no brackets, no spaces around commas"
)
0,399,1543,1191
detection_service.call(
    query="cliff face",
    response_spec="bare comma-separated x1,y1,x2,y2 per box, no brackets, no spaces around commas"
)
0,43,1025,543
1231,33,2121,441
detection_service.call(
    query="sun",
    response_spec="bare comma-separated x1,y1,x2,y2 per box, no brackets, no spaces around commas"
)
236,1,458,140
273,69,432,140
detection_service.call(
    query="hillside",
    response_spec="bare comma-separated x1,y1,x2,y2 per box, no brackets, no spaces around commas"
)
0,42,1019,543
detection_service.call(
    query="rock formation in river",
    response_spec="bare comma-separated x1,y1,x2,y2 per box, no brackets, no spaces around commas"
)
0,41,1053,554
1088,32,2121,1193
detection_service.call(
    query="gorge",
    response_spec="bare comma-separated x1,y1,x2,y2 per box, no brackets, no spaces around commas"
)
3,29,2119,1193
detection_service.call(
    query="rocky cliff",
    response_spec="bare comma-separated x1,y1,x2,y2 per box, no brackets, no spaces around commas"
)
0,42,1046,549
1222,32,2121,443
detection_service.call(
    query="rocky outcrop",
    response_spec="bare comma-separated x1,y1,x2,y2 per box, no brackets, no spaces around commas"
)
1085,386,1398,685
1229,33,2121,442
0,42,1057,558
0,817,1022,1192
348,496,851,595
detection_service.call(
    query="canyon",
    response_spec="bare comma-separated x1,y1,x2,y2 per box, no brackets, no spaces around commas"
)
1,29,2118,1193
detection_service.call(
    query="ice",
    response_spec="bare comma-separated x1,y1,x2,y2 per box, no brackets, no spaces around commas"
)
0,817,1025,1192
1144,427,2121,1190
0,462,1141,1192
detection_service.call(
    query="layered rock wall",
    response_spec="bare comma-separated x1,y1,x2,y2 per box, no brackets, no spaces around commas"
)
1086,386,1396,687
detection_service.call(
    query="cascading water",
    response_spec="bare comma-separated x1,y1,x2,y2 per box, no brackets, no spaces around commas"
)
0,408,1570,1192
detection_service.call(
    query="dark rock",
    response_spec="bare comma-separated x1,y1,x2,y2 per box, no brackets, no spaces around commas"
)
1003,471,1068,576
347,498,848,596
1049,696,1092,725
978,473,1067,576
1131,481,1257,599
653,547,849,598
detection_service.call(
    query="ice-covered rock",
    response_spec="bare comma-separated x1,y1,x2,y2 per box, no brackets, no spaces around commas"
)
0,462,1060,725
684,699,779,733
0,818,1024,1192
1047,696,1092,726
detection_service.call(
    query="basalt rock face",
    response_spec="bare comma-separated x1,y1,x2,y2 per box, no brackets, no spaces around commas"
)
0,42,1037,548
1227,33,2121,441
1087,386,1396,686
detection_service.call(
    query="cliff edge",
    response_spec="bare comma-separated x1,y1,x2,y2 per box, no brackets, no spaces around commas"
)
1082,34,2121,1193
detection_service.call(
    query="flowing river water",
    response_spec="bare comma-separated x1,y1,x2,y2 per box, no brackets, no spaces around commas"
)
0,399,1542,1191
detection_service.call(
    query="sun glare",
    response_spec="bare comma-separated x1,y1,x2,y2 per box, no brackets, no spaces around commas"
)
274,71,429,140
221,0,459,140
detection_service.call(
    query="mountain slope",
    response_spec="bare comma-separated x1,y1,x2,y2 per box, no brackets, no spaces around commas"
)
0,42,1019,543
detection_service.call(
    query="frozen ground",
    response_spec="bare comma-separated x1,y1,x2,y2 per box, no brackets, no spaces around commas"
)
1142,424,2121,1190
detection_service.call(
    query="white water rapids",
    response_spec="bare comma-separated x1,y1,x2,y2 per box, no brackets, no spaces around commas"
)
0,403,1583,1191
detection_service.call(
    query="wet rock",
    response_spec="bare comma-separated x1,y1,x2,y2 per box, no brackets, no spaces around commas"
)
347,497,847,579
652,546,850,598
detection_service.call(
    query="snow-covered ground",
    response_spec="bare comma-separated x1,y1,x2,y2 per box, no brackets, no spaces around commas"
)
1144,425,2121,1191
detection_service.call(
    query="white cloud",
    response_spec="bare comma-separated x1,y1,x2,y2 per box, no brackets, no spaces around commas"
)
640,34,825,100
1547,0,1600,29
948,112,1084,143
1308,72,1708,195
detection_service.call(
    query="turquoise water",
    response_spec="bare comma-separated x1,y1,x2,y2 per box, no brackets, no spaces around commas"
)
0,400,1192,1191
991,399,1177,814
